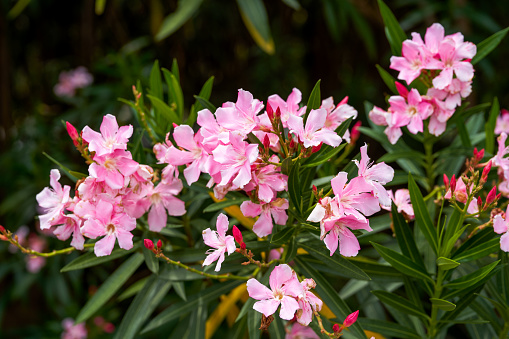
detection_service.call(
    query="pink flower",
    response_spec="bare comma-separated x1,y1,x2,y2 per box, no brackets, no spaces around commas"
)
388,89,433,135
197,109,230,148
321,96,358,131
216,89,264,136
240,198,289,237
295,279,323,326
244,156,287,203
321,215,372,257
432,38,476,90
493,206,509,252
36,169,71,230
53,214,85,250
267,88,306,127
285,323,319,339
202,213,236,271
61,318,87,339
54,67,93,98
495,109,509,135
81,200,136,256
88,150,139,190
287,108,342,148
382,189,415,220
82,114,133,157
247,264,301,320
26,233,47,273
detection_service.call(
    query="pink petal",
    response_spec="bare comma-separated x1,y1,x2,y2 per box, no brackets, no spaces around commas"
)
82,219,106,239
116,228,134,250
253,299,280,317
173,125,198,151
240,201,262,217
279,296,300,320
94,234,116,257
338,227,360,257
493,215,507,234
100,114,119,140
202,228,222,249
216,213,230,237
247,278,273,300
148,203,167,232
323,229,339,256
500,232,509,252
252,211,274,237
269,264,294,291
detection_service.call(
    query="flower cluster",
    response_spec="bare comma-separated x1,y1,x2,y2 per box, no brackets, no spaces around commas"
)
36,114,185,256
370,23,476,143
54,66,93,98
155,88,357,238
307,144,394,256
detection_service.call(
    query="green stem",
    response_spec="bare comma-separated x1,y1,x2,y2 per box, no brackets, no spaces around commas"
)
428,269,445,338
423,131,435,194
499,321,509,339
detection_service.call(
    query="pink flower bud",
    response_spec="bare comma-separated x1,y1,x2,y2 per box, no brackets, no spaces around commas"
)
443,174,449,189
240,242,246,250
289,138,295,150
395,81,409,98
311,142,323,153
344,310,359,327
338,96,349,106
502,109,509,116
312,185,317,195
0,225,5,233
157,240,162,249
450,175,456,193
232,225,243,245
332,324,340,333
172,123,179,129
266,103,274,120
350,121,361,144
66,121,80,147
477,197,483,211
474,148,485,161
263,135,270,150
482,161,492,182
144,239,154,250
486,187,497,205
275,107,281,119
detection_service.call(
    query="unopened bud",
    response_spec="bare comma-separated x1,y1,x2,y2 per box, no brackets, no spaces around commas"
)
486,187,497,205
144,239,154,250
263,135,270,150
312,185,318,195
275,107,281,119
232,225,243,245
157,240,162,249
66,121,80,147
395,81,409,98
482,161,492,182
240,242,246,250
350,121,361,144
0,225,5,233
332,324,340,333
289,138,295,150
172,123,179,129
343,310,359,327
266,103,274,120
443,174,449,189
311,142,323,153
477,197,483,211
450,175,456,193
338,96,349,106
496,193,502,201
475,148,485,161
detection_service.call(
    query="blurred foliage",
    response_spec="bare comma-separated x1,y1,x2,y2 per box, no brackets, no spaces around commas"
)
1,0,509,337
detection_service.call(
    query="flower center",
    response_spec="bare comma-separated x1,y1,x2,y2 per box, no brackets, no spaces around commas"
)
106,223,116,234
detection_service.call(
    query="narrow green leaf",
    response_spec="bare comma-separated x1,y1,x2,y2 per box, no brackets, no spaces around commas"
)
408,173,438,255
444,260,500,290
485,97,499,155
436,257,460,270
42,152,77,183
472,27,509,65
271,227,296,245
149,61,163,100
295,258,367,339
377,0,407,56
453,238,499,262
189,76,215,125
236,0,275,54
268,313,286,339
282,0,300,10
193,95,216,113
301,144,346,168
247,308,262,339
68,171,87,179
171,58,180,84
438,286,481,331
346,258,401,278
162,68,184,119
202,197,250,213
300,243,371,281
284,238,298,264
118,277,149,301
76,253,144,323
371,242,433,283
155,0,204,41
95,0,106,15
288,161,302,214
304,80,321,121
430,298,456,311
456,121,472,148
452,227,495,259
391,203,425,268
375,64,398,94
147,94,180,124
372,290,430,321
281,157,293,176
142,280,244,333
187,298,207,339
359,317,421,339
61,245,139,272
378,150,426,164
113,275,172,339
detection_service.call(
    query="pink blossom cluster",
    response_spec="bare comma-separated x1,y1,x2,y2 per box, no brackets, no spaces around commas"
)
491,133,509,197
381,188,415,220
54,67,93,98
370,23,476,143
154,88,356,238
36,114,185,256
61,318,87,339
307,144,394,257
247,264,323,326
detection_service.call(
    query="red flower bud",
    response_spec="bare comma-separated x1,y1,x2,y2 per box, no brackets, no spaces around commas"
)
144,239,154,250
482,160,492,182
338,96,349,106
443,174,449,189
395,81,409,98
66,121,80,147
232,225,243,245
0,225,5,233
157,240,162,249
312,185,318,195
172,123,179,129
486,187,497,205
475,148,485,161
275,107,281,119
343,310,359,327
496,193,502,201
311,142,323,153
289,138,295,150
263,135,270,150
332,324,340,333
240,242,246,250
350,121,361,144
267,103,274,120
477,197,483,211
450,174,456,193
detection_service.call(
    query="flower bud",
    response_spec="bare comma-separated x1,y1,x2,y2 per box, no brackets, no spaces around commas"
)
266,103,274,120
486,187,497,205
395,81,409,98
481,161,492,182
450,174,456,193
240,242,246,250
443,174,449,189
172,123,179,129
157,240,162,249
66,121,80,147
311,142,323,153
232,225,243,245
312,185,318,195
275,107,281,119
350,121,361,145
343,310,359,327
289,138,295,150
144,239,154,250
474,148,485,161
263,135,270,150
477,196,483,211
332,324,340,333
338,96,349,106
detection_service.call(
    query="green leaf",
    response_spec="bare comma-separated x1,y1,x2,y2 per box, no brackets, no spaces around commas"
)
288,161,302,214
187,298,207,339
436,257,460,271
142,280,244,333
171,58,180,84
452,238,500,262
68,171,87,179
202,197,250,213
301,143,346,168
377,0,407,56
375,64,398,94
485,97,499,155
271,227,296,245
118,277,149,301
391,203,425,269
147,94,180,125
282,0,300,10
189,76,214,125
304,80,321,121
193,95,216,113
283,238,298,264
268,313,286,339
346,258,402,278
247,308,262,339
444,260,500,290
236,0,275,54
438,287,481,331
162,68,184,119
300,243,371,280
149,61,163,100
42,152,77,183
371,242,433,283
456,121,472,148
114,275,173,339
76,253,144,323
378,150,426,164
359,318,421,339
430,298,456,311
61,246,139,272
408,173,438,255
295,258,367,339
472,27,509,65
155,0,204,41
372,290,431,321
